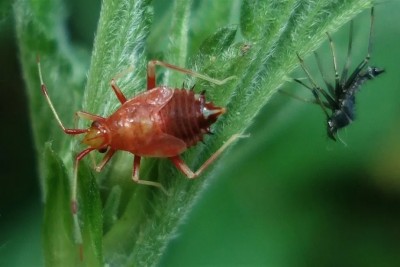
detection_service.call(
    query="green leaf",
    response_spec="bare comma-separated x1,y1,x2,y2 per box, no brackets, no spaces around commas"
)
41,143,102,267
198,26,238,57
164,0,192,71
77,162,103,267
189,0,241,53
14,0,90,182
103,185,122,233
42,144,78,266
83,0,152,118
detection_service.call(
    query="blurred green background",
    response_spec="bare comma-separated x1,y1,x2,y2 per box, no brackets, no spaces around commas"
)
1,0,400,266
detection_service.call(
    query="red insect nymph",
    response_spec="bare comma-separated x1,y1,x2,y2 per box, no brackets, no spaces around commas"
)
37,59,241,215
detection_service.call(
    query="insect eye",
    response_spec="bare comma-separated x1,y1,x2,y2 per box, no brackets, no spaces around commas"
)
91,121,100,128
98,147,107,153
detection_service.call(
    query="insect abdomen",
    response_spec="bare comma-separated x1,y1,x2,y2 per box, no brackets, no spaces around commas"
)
347,67,385,96
158,89,224,147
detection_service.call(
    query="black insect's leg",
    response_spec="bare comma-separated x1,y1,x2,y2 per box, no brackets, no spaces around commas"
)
279,87,319,105
344,7,375,89
313,51,335,97
283,79,331,107
326,32,341,96
295,53,334,118
340,20,354,86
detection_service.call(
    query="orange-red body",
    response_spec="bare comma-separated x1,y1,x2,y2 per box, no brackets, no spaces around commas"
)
85,86,224,158
37,59,240,245
38,59,240,258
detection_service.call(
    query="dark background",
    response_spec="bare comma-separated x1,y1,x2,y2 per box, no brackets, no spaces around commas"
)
1,0,400,266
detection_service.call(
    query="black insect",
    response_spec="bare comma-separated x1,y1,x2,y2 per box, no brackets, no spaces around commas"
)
290,7,384,141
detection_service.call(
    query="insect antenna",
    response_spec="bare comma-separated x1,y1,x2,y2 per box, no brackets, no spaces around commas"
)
37,56,87,135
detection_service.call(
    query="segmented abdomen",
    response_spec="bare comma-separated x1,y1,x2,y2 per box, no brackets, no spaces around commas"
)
158,89,222,148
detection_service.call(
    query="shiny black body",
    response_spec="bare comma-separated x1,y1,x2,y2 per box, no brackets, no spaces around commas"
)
326,66,384,140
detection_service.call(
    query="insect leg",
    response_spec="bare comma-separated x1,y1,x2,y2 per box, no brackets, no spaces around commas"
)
110,79,127,104
340,20,354,85
295,53,334,118
344,7,375,87
169,133,245,179
71,147,96,251
279,89,321,105
296,53,335,103
108,66,137,104
366,7,374,63
131,156,169,195
313,51,335,96
147,60,236,90
94,149,116,172
73,111,104,129
291,78,333,114
76,111,104,121
37,57,87,135
326,32,340,91
292,78,331,107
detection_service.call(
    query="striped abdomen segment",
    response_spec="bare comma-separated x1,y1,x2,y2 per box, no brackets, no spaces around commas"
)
158,89,225,148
